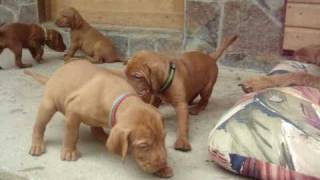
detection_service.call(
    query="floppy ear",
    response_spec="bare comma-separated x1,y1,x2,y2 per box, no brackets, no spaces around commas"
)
106,126,130,160
71,9,83,29
143,60,169,93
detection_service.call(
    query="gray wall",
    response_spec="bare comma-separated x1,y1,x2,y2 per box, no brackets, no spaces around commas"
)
0,0,38,24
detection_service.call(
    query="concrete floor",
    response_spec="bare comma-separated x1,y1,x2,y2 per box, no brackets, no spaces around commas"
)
0,49,262,180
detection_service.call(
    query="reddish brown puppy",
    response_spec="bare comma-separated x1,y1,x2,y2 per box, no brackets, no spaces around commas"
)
125,35,238,151
0,23,66,69
55,7,119,63
240,45,320,93
25,60,172,178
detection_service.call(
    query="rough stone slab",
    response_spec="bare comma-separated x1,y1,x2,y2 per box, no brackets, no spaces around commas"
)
128,38,156,56
0,5,15,23
155,38,183,54
185,0,220,52
18,3,38,23
222,0,282,59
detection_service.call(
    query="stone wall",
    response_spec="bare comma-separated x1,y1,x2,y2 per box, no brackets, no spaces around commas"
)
0,0,285,71
185,0,285,71
0,0,38,24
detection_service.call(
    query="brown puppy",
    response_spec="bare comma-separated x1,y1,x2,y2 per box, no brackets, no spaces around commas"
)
0,23,66,69
240,72,320,93
240,45,320,93
26,60,172,178
125,35,238,151
294,45,320,65
55,7,119,63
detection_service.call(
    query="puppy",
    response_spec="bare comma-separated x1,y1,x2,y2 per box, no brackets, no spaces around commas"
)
240,45,320,93
125,35,238,151
55,7,119,63
0,23,66,69
294,45,320,65
26,60,172,178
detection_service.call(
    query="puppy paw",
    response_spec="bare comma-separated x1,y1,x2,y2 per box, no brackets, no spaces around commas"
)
18,64,32,69
239,78,270,93
188,106,204,115
29,142,46,156
174,138,191,152
154,166,173,178
61,148,81,161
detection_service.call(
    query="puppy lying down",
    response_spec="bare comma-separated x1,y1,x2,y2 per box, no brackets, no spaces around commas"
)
25,60,172,178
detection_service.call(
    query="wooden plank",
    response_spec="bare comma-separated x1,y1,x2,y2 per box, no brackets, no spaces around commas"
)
48,0,184,29
285,3,320,29
288,0,320,4
283,27,320,50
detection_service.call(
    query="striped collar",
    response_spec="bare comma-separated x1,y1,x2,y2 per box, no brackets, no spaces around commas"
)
158,62,176,93
108,93,135,127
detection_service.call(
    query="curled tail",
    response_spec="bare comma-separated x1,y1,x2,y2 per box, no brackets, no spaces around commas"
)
210,35,238,60
24,70,49,85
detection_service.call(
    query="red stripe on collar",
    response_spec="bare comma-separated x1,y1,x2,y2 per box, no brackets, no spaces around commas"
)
109,93,136,127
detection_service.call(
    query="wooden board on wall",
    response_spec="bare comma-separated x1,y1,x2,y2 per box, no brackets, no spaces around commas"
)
283,27,320,50
283,1,320,51
47,0,184,30
285,3,320,29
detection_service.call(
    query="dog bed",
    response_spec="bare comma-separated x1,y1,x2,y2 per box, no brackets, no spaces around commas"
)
208,60,320,179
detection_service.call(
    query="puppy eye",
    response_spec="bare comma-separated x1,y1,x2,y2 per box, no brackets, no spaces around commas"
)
138,144,150,150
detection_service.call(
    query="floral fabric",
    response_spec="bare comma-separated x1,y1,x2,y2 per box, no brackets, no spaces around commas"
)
208,61,320,179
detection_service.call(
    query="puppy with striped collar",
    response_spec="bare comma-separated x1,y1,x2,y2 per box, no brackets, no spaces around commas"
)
25,60,172,178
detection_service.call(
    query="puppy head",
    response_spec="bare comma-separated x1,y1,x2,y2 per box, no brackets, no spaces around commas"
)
106,108,169,174
125,51,169,96
55,7,83,29
45,29,66,52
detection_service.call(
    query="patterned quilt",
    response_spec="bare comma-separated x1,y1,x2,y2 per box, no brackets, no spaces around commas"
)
208,61,320,179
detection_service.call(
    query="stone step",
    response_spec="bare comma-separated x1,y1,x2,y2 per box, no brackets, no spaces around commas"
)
43,22,184,59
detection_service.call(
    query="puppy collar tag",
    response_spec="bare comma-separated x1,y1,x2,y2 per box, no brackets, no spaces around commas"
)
109,93,135,127
158,63,175,93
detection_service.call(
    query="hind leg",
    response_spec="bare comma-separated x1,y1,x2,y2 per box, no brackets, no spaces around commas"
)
11,45,32,68
189,82,214,115
29,98,56,156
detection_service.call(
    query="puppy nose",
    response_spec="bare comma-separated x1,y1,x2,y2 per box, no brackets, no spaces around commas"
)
158,159,167,168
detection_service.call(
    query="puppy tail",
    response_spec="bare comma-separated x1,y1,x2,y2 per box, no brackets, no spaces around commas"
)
210,35,238,61
24,70,49,85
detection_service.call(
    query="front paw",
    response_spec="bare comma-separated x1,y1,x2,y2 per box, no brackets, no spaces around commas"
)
61,148,81,161
174,138,191,152
18,64,33,69
189,105,204,115
29,142,46,156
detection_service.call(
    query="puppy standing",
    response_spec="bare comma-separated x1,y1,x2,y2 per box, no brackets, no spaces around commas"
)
0,23,66,69
26,60,172,177
125,35,238,151
55,7,119,63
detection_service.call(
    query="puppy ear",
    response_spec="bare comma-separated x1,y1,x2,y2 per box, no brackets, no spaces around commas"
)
106,126,130,160
72,9,83,29
142,63,158,92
